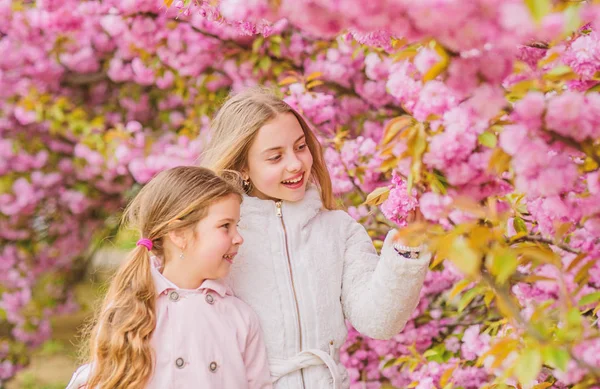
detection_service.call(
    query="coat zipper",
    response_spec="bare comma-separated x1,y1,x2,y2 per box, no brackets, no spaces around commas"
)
276,200,306,388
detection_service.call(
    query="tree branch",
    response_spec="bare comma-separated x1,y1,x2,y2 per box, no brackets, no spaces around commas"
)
545,128,600,167
510,234,580,254
481,271,600,378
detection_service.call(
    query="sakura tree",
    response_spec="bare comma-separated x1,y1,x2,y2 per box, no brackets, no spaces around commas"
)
1,0,599,387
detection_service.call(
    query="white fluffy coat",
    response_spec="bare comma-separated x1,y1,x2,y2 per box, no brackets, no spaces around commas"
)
228,187,430,389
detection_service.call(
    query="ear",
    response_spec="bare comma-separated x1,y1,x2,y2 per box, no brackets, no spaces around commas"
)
241,168,250,181
166,223,189,251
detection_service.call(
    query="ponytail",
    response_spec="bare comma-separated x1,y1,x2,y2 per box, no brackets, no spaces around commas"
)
81,166,243,388
86,245,156,389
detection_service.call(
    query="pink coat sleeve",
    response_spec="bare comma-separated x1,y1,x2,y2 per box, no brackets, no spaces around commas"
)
244,311,273,389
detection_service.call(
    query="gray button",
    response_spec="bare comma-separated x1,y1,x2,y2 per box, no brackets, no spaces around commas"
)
205,294,214,304
209,361,218,372
175,358,185,369
169,291,180,302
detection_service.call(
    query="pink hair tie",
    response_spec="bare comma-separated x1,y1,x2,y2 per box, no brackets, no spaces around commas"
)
136,238,153,251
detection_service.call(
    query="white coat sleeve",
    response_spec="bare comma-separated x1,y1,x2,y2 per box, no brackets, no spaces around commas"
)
340,217,430,340
66,363,92,389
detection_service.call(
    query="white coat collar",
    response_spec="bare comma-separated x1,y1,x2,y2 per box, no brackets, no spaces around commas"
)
241,185,323,228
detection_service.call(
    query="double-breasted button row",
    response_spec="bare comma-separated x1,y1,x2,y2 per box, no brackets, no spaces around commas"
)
168,291,215,305
174,358,218,373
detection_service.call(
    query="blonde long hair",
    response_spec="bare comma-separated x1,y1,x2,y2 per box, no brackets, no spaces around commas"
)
85,166,242,389
202,87,336,210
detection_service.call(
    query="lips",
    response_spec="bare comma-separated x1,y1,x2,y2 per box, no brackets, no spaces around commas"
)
223,252,237,264
281,172,305,189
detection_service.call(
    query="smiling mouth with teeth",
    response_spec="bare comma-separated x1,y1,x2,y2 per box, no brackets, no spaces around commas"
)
223,253,235,263
282,173,304,184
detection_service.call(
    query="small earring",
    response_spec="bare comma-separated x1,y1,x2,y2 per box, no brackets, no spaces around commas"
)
179,246,185,260
243,179,251,191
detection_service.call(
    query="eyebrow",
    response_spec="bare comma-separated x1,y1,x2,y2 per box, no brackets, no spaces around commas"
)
216,218,237,224
261,135,306,154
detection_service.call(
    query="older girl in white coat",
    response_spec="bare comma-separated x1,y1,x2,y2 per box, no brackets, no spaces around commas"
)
202,87,430,389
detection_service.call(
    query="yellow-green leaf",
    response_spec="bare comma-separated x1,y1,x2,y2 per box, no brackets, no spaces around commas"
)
448,236,482,277
564,4,583,35
306,80,324,90
478,131,498,148
363,186,390,207
306,71,323,82
423,350,438,358
544,65,577,81
489,248,518,284
279,76,298,86
439,366,457,387
449,279,472,299
258,56,272,71
422,43,449,82
579,291,600,306
489,148,512,174
513,217,527,233
542,346,570,371
484,291,495,308
515,348,542,386
252,36,264,53
566,252,588,272
575,259,596,284
458,286,481,312
381,116,415,145
525,0,551,22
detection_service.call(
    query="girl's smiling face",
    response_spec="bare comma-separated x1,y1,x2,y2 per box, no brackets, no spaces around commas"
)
245,113,313,203
163,194,243,289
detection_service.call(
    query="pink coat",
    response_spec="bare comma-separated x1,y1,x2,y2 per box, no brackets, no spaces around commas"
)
66,263,272,389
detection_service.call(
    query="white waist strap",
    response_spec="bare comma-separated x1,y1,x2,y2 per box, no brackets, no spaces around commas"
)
269,347,341,389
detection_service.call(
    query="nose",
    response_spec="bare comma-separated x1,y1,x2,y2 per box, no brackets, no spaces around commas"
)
286,153,302,173
233,231,244,246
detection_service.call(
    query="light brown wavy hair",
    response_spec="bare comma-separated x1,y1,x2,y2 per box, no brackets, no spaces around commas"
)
84,166,242,389
202,86,337,210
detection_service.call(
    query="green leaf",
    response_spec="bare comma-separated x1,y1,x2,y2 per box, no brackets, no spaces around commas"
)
544,65,576,81
258,56,272,72
513,217,527,233
449,279,472,299
449,236,482,277
525,0,551,23
490,248,518,284
252,36,264,53
578,291,600,306
515,348,542,385
564,4,583,35
542,346,570,371
270,41,281,57
567,307,582,327
478,131,498,148
458,286,481,313
423,350,438,358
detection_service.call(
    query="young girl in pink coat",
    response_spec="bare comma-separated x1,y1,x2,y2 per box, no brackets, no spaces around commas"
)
67,166,272,389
